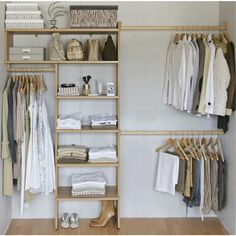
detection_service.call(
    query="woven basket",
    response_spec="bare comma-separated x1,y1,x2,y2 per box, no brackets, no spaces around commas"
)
70,5,118,28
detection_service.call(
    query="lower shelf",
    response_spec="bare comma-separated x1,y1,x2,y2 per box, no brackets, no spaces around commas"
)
57,186,118,201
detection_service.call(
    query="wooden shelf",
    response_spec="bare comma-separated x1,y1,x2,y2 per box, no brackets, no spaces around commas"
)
56,95,119,99
57,186,118,201
57,159,118,167
6,60,119,64
5,28,119,34
56,125,119,133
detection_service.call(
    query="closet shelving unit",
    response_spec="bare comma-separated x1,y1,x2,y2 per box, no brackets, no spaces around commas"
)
4,22,121,230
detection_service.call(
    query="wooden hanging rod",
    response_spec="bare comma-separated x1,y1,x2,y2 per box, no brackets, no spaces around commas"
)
120,130,224,136
7,67,55,72
121,22,228,31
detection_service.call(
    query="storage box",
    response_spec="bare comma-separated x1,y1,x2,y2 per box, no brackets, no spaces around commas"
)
70,5,118,28
9,47,45,61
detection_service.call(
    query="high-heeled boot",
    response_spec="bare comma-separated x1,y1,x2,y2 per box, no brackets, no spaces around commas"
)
90,200,115,227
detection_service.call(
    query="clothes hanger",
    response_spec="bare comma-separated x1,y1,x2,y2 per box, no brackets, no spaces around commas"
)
213,136,224,162
174,32,180,44
210,137,219,161
220,32,228,45
201,137,213,160
224,32,231,42
175,138,188,160
198,137,207,160
155,138,172,152
187,137,198,160
180,137,195,159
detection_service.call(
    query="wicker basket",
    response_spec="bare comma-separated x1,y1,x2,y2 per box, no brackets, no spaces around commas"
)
70,5,118,28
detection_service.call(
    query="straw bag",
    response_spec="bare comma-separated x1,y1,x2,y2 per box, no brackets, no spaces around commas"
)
87,39,100,61
67,39,83,61
49,33,66,61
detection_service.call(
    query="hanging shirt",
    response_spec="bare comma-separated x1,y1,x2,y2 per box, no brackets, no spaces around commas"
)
155,152,179,195
192,38,205,114
182,36,194,111
198,38,211,114
204,35,216,115
188,37,199,113
163,40,186,109
213,48,230,116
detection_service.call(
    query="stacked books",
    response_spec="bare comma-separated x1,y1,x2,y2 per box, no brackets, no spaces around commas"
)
5,3,44,29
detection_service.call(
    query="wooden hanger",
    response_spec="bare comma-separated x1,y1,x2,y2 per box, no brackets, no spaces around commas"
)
199,137,207,160
180,138,195,159
220,32,228,45
224,32,231,42
174,33,181,44
175,138,188,160
213,137,224,162
207,137,219,161
201,137,213,160
187,138,198,160
191,138,203,159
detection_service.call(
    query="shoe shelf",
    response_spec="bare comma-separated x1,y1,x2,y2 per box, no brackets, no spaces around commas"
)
57,186,118,201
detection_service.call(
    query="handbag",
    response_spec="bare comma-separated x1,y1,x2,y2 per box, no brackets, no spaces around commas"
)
102,35,117,61
49,33,66,61
87,39,100,61
67,39,83,61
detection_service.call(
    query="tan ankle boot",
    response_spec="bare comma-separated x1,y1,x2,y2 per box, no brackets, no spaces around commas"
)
90,200,115,227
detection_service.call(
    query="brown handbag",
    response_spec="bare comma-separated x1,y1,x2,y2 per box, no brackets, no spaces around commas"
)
102,35,117,61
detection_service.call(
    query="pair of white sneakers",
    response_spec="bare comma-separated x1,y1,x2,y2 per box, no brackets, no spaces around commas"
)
61,213,79,229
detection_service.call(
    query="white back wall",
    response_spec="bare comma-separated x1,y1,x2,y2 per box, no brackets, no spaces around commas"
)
3,1,221,219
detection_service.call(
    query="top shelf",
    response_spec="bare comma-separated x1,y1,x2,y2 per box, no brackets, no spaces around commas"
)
5,28,119,35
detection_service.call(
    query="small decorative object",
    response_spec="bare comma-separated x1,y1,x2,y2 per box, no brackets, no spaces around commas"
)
70,5,118,28
48,1,66,29
96,80,104,95
87,39,100,61
83,75,92,96
67,39,83,61
102,35,117,61
107,83,115,96
50,33,66,61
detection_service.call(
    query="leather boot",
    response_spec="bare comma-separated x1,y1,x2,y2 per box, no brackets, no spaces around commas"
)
90,200,115,227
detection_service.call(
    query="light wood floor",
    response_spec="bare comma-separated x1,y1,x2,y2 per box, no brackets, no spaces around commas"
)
7,218,228,235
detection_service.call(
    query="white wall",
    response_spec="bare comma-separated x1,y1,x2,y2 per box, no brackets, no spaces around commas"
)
219,2,236,235
0,2,12,235
0,1,222,220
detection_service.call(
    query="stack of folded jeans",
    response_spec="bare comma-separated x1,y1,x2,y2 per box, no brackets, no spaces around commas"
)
57,113,82,129
57,145,88,162
90,114,117,128
88,145,117,163
71,171,106,196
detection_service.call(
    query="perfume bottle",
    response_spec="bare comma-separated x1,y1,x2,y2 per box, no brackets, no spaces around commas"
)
82,75,91,96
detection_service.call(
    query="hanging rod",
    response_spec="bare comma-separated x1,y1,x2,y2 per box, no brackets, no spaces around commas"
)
120,130,224,136
7,67,55,72
121,21,228,31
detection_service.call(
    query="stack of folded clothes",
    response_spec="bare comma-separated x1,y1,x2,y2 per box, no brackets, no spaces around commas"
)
90,114,117,128
71,171,106,196
5,3,44,29
57,113,82,129
88,145,117,163
57,145,88,162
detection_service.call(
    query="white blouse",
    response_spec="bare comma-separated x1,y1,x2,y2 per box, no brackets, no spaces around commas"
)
213,48,230,116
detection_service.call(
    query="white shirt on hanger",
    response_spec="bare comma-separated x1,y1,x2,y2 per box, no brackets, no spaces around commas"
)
155,152,179,195
182,36,194,111
187,37,199,113
213,48,231,116
204,35,215,115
